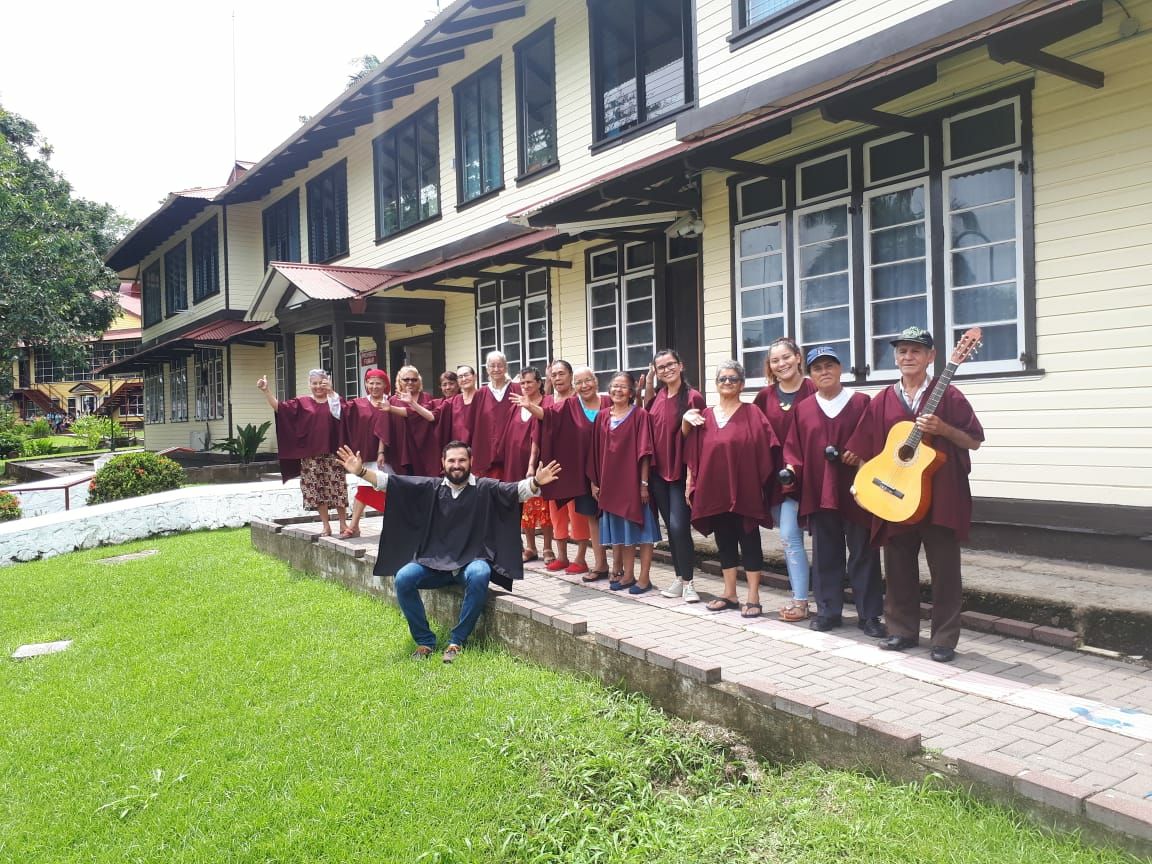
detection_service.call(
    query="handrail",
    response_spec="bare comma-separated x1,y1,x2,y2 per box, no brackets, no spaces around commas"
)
9,474,94,511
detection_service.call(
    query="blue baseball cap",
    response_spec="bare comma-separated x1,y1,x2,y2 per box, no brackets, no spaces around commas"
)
806,345,841,366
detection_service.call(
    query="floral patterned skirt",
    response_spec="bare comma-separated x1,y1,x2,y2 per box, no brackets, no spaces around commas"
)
520,495,549,530
299,454,347,510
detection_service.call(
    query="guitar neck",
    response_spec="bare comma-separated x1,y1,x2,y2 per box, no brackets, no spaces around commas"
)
904,361,959,449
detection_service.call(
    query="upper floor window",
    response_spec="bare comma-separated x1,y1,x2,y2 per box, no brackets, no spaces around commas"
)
732,0,839,45
142,262,162,327
263,189,301,266
454,61,504,204
307,161,349,263
191,217,220,303
374,102,440,239
590,0,693,143
164,242,188,317
514,24,558,178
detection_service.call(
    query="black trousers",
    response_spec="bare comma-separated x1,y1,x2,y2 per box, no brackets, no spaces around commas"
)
809,510,883,620
712,512,763,572
650,475,694,581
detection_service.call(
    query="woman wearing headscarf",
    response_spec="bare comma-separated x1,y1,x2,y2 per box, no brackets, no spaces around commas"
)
341,367,392,538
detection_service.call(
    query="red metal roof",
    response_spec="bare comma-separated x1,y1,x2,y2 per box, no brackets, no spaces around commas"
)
183,319,265,342
378,229,560,292
270,262,398,299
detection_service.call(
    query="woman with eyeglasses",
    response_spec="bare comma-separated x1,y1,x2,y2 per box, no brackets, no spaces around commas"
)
501,366,553,563
438,370,460,400
588,371,661,593
517,363,610,578
341,368,393,538
640,349,706,603
753,337,816,622
384,366,441,476
257,368,349,537
683,361,781,617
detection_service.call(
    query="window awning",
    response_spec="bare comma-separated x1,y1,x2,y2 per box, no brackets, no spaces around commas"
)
246,262,402,322
95,317,271,375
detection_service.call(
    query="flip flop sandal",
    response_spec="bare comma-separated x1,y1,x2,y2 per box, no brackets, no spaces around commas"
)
741,603,763,619
582,570,609,583
338,528,360,539
522,550,539,563
705,597,741,612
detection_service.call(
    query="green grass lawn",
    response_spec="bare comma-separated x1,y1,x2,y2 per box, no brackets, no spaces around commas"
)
0,529,1141,863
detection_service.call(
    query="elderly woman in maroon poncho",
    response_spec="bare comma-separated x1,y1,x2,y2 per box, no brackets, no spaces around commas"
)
382,365,441,477
683,360,780,617
258,368,348,537
588,371,659,594
438,364,479,451
501,366,553,563
469,350,523,480
341,368,392,538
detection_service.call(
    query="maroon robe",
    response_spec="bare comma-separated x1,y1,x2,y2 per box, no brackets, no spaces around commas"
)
645,387,705,483
754,379,816,447
685,404,779,535
540,394,611,503
845,383,985,543
343,397,391,465
587,405,654,524
469,381,523,477
439,393,478,449
501,395,550,481
389,392,441,477
273,396,342,482
783,391,872,527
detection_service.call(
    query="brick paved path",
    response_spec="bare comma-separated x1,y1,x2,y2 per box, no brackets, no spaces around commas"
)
335,520,1152,811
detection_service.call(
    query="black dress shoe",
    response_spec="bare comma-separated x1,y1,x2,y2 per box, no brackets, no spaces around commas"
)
809,615,842,631
878,635,918,651
858,617,888,638
930,646,956,663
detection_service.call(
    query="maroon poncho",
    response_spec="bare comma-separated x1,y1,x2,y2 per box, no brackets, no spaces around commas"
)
469,382,523,477
540,394,610,503
501,395,549,481
439,393,478,449
273,396,342,482
343,397,391,464
783,391,871,526
685,404,779,535
645,386,705,483
845,383,985,542
754,379,816,446
389,392,441,477
587,405,654,524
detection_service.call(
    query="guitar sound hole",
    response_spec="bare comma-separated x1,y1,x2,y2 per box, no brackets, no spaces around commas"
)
897,444,916,463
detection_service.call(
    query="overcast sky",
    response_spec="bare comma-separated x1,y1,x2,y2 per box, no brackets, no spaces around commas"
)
1,1,443,222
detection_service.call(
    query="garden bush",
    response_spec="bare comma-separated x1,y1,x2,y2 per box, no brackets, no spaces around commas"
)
87,452,185,504
26,417,53,439
69,415,123,450
0,490,20,521
19,437,56,458
0,429,23,459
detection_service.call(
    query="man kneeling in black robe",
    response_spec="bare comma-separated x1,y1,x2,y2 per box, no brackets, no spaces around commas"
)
337,441,562,663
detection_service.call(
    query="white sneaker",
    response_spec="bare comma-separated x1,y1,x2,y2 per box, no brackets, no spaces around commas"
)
682,581,700,603
660,580,684,598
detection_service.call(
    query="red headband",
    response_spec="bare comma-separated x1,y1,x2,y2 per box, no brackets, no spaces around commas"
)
365,369,390,383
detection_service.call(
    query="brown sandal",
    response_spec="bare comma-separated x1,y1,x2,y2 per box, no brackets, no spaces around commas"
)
779,601,810,622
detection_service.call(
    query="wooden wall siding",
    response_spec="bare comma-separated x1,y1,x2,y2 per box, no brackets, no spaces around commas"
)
226,204,266,306
694,0,949,106
294,335,322,395
137,208,228,342
230,345,279,451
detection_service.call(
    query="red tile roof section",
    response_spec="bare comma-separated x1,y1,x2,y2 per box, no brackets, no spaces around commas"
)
270,262,400,300
183,319,266,342
377,229,560,293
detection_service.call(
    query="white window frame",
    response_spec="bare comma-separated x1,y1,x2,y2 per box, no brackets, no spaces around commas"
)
342,336,360,399
943,152,1026,374
734,214,788,388
586,243,656,390
863,177,933,382
476,270,551,379
144,366,165,425
274,341,287,402
735,177,785,221
170,358,190,422
587,276,622,391
864,132,929,187
944,96,1021,166
523,269,551,373
793,196,855,377
796,149,851,205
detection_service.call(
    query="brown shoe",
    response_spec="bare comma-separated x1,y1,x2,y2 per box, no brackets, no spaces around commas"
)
442,644,462,664
410,646,433,660
779,601,809,622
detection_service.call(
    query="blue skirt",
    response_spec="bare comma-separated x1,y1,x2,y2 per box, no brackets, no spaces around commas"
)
599,504,661,545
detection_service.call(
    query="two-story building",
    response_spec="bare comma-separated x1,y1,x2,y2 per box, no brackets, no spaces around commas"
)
103,0,1150,566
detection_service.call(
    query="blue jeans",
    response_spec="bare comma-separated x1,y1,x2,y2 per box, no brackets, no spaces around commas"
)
394,560,491,649
772,498,810,602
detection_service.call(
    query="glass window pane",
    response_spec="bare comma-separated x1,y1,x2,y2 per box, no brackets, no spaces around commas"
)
951,201,1016,247
950,164,1014,209
740,256,784,288
799,239,849,277
596,0,638,137
397,122,419,229
740,284,784,318
624,274,653,301
742,318,783,351
872,261,927,299
800,273,849,310
592,305,616,328
519,31,556,172
626,321,653,347
478,282,497,306
801,306,849,342
739,222,782,257
459,89,482,201
590,281,616,306
627,346,652,369
641,0,686,120
800,153,849,201
417,109,440,221
869,187,925,229
958,322,1015,362
949,103,1017,162
952,282,1018,323
872,297,927,335
871,223,925,264
525,270,548,295
591,250,618,278
952,244,1016,287
738,179,784,218
798,205,848,244
528,320,547,340
625,243,654,271
868,134,926,184
626,298,651,321
592,328,617,351
745,0,808,27
480,69,503,193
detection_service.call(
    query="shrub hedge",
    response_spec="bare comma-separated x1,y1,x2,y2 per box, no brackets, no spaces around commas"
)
87,452,185,505
0,490,20,521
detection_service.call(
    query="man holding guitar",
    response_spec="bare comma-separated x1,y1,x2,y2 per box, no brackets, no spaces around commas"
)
843,326,984,662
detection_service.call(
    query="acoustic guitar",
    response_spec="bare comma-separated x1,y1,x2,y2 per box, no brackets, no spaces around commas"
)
851,327,982,524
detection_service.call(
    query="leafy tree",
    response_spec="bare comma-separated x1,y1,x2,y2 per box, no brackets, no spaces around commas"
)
346,54,380,88
0,105,132,393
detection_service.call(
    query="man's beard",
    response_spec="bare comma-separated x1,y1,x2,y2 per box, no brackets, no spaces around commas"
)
446,466,470,484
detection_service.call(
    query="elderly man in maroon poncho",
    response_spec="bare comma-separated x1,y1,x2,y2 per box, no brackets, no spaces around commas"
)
782,346,884,636
469,351,522,480
844,327,984,663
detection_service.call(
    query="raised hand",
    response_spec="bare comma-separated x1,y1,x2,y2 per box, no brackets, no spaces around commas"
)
533,460,563,487
336,445,363,476
682,408,705,427
257,375,268,391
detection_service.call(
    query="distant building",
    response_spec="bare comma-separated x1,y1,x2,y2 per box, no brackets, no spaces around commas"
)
10,281,143,426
